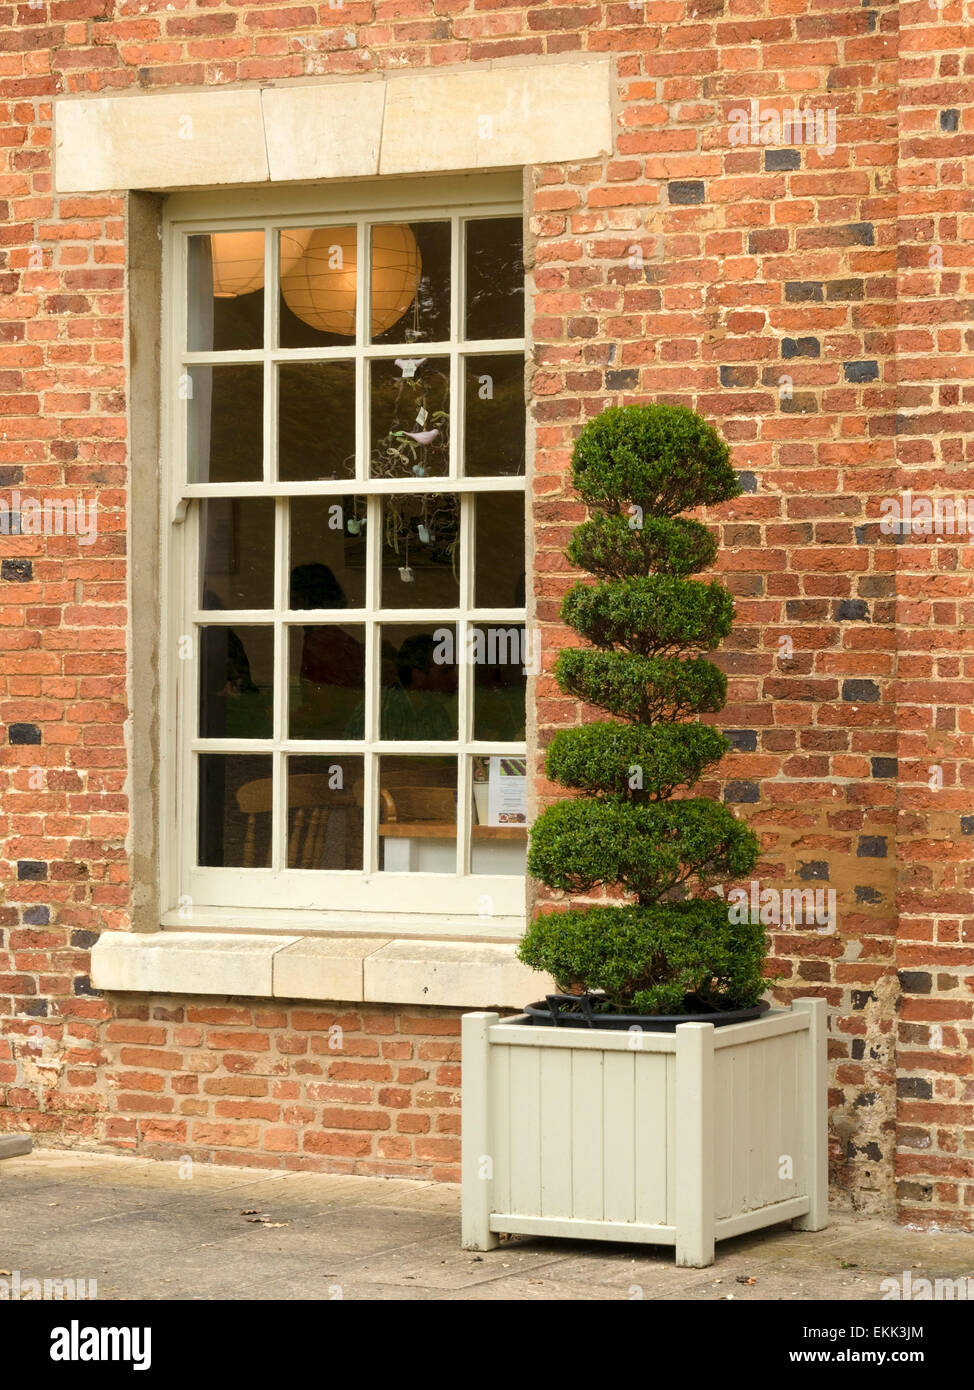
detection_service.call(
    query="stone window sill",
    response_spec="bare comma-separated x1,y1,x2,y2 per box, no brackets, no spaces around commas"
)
90,930,551,1010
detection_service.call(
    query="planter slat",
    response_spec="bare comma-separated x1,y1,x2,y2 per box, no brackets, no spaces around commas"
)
463,999,830,1265
603,1050,636,1223
540,1046,573,1218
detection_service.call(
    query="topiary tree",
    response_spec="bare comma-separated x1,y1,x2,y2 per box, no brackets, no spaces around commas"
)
519,404,766,1016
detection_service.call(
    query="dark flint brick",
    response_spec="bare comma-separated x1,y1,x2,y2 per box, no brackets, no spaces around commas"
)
842,679,880,702
724,781,760,803
851,990,876,1010
23,905,50,925
668,180,705,204
17,861,47,881
8,722,40,744
71,929,99,949
855,886,882,903
961,816,974,835
781,336,820,359
736,470,757,493
1,558,31,581
719,365,756,388
897,1077,932,1099
844,360,879,383
836,599,869,620
73,975,100,997
798,861,829,881
940,109,959,131
898,971,931,994
24,999,48,1017
726,729,757,752
785,281,824,302
857,836,888,858
765,148,801,171
605,369,639,390
870,757,898,778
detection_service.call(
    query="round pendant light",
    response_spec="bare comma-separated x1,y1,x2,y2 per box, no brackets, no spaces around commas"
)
279,223,422,337
210,230,265,298
209,228,311,298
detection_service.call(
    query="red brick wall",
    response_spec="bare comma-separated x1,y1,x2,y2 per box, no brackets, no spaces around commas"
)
0,1,969,1223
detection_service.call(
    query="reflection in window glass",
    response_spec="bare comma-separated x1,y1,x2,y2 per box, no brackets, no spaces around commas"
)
200,498,275,611
286,755,364,869
198,753,273,868
370,357,450,479
187,364,263,484
381,494,460,610
289,496,367,610
378,625,457,741
472,625,527,742
474,493,525,610
188,232,264,352
278,361,356,481
199,626,274,739
465,217,523,341
379,755,457,873
288,625,366,740
371,221,449,345
463,354,524,477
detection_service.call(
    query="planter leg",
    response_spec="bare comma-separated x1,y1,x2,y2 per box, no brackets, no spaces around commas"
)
791,998,829,1232
675,1022,716,1267
461,1011,500,1251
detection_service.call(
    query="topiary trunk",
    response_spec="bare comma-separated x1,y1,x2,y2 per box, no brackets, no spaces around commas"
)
519,404,766,1016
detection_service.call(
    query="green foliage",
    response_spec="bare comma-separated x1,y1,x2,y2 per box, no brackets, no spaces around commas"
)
544,721,729,800
555,648,727,723
520,403,767,1017
570,404,739,518
527,796,759,902
562,576,734,655
519,903,769,1015
567,514,717,580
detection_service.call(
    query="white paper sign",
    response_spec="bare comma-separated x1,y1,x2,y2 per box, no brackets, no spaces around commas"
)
487,756,527,827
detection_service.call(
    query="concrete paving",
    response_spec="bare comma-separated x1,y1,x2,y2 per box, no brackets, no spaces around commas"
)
1,1149,973,1301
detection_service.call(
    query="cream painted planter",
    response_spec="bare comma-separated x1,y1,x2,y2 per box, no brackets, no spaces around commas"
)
461,998,828,1267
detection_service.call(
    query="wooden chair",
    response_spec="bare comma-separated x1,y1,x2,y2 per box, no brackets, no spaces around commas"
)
236,773,349,869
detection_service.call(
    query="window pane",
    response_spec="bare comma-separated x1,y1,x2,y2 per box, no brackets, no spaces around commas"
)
279,226,357,349
472,625,527,742
474,492,525,610
289,496,366,610
379,625,457,741
278,361,355,481
286,755,364,870
200,499,274,611
198,753,273,868
379,755,457,873
380,494,460,610
288,625,366,740
371,221,449,345
470,755,528,875
463,354,524,477
370,357,450,479
465,217,523,341
188,232,264,352
187,364,263,484
199,626,274,739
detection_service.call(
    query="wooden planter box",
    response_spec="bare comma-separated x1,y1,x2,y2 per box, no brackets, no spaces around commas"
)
461,998,828,1267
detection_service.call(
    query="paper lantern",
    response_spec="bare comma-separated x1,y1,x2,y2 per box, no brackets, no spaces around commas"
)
209,229,310,298
210,231,265,298
280,224,422,337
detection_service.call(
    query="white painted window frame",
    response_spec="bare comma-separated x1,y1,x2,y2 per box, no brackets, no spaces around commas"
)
159,175,528,939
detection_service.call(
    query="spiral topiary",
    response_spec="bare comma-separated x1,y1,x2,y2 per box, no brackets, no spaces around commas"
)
519,404,766,1016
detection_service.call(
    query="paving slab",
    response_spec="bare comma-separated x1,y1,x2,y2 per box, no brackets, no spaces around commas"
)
1,1149,973,1301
